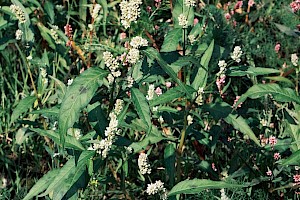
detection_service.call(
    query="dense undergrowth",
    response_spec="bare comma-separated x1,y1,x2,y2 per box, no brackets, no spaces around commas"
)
0,0,300,199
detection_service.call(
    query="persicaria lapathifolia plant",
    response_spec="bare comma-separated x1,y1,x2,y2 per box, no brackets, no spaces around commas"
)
1,0,300,199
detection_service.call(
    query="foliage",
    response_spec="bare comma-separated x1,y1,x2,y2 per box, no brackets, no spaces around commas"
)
1,0,300,199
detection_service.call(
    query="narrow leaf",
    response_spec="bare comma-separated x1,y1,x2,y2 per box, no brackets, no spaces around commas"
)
161,28,182,52
169,179,246,196
235,84,300,107
280,149,300,166
131,88,151,129
59,67,108,146
224,113,261,146
143,48,192,98
23,169,60,200
227,66,280,76
11,95,37,124
192,40,214,90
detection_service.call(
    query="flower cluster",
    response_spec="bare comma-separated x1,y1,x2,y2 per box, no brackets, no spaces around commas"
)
138,152,151,174
50,25,61,44
103,51,121,84
64,24,73,38
274,43,280,53
40,68,48,86
15,29,23,40
130,36,148,48
195,87,204,105
232,96,242,108
68,128,82,140
10,4,26,23
231,46,242,63
188,34,196,44
184,0,196,7
146,84,155,100
291,53,299,67
290,0,300,13
120,0,143,29
89,99,123,158
178,14,188,28
220,189,230,200
90,4,101,19
146,180,168,200
187,115,193,125
216,60,227,95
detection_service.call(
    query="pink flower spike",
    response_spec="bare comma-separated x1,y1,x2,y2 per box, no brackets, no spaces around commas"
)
273,153,281,160
234,1,243,10
232,96,242,108
274,43,280,53
212,163,217,171
269,136,277,146
155,87,162,96
193,18,199,25
266,169,272,176
120,32,126,40
224,13,231,21
294,174,300,182
165,82,172,88
64,24,73,38
248,0,255,7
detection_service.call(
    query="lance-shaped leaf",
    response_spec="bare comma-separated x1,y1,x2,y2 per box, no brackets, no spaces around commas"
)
143,48,192,98
161,28,182,52
191,40,214,90
235,84,300,108
131,88,151,130
227,66,280,76
59,67,108,146
23,169,60,200
11,95,37,124
279,149,300,166
150,86,194,107
168,179,246,196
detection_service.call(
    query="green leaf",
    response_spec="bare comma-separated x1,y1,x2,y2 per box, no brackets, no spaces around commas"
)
49,75,67,96
30,128,85,151
161,28,182,52
168,179,246,196
227,66,280,76
52,151,94,200
79,0,87,22
265,76,294,86
30,107,60,117
15,128,29,145
150,86,185,107
23,169,60,200
275,23,299,37
191,40,214,90
235,84,300,107
164,144,176,187
99,0,108,36
87,102,107,136
11,95,37,124
224,113,261,146
59,67,108,146
40,151,94,198
44,0,54,24
143,48,192,98
280,149,300,166
131,88,151,129
37,23,56,49
203,102,260,146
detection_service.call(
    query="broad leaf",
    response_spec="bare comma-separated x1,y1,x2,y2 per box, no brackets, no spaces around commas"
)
164,144,176,187
192,40,214,90
59,67,108,146
11,95,37,124
131,88,151,130
23,169,60,200
30,107,60,118
235,84,300,107
168,179,246,196
161,28,182,52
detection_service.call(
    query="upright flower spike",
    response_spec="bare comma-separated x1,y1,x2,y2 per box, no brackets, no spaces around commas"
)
10,4,26,23
120,0,143,29
138,152,151,174
178,14,188,28
146,180,167,200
